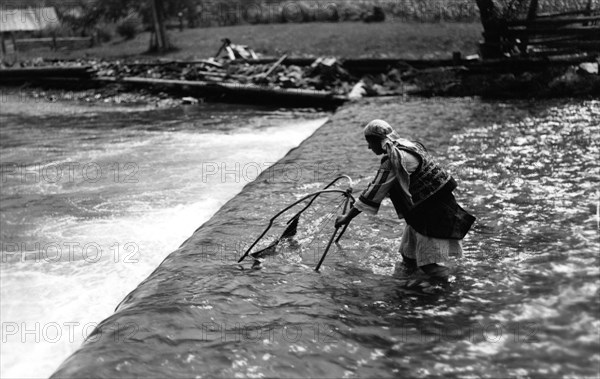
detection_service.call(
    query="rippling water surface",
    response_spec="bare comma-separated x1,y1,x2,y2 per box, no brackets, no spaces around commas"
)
75,98,595,379
218,99,598,378
4,97,598,378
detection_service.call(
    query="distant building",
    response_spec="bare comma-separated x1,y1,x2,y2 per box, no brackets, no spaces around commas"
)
1,5,59,57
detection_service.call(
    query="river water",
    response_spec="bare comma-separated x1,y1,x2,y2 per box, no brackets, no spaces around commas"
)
0,97,328,378
2,96,598,378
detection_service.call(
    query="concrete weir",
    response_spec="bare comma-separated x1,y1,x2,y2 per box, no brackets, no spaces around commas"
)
49,97,497,378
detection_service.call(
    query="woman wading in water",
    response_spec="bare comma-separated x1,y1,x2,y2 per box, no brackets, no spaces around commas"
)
335,120,475,280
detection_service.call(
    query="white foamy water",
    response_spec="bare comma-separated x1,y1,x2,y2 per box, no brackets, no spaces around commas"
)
0,106,327,378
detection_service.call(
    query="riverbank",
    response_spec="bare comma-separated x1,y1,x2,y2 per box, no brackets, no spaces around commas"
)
3,55,598,111
3,21,598,105
50,97,599,377
0,21,483,108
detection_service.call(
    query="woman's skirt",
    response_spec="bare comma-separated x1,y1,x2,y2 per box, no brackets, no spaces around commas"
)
398,225,463,266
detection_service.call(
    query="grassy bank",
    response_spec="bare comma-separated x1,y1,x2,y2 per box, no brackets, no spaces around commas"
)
18,21,483,61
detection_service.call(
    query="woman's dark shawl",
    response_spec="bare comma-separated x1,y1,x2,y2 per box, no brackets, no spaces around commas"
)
383,138,475,239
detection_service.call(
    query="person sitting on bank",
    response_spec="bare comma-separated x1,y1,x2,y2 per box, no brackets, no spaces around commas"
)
335,119,475,280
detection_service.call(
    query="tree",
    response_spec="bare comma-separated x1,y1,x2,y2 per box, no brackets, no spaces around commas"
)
475,0,503,58
149,0,171,52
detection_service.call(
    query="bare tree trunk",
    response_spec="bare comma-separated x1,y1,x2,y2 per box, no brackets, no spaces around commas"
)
476,0,503,58
476,0,496,26
150,0,170,52
527,0,539,20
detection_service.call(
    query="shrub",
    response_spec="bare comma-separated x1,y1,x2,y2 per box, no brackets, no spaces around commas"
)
95,23,115,43
339,4,364,21
116,13,142,40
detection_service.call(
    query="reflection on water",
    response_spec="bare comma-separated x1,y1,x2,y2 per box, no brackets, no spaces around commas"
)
49,99,598,378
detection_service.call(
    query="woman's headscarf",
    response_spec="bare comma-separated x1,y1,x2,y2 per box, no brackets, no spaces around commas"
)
363,119,400,140
363,119,415,211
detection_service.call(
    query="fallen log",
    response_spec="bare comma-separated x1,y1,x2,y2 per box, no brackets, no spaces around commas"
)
192,70,248,81
232,57,315,66
109,76,347,108
126,59,223,68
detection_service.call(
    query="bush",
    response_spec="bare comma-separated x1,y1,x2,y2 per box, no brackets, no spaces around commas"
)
116,13,142,40
339,4,364,21
95,23,115,43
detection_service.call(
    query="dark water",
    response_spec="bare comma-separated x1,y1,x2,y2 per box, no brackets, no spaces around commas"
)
49,98,599,378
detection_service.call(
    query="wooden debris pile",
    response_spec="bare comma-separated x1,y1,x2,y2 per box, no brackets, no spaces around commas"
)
87,57,408,97
3,53,598,102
